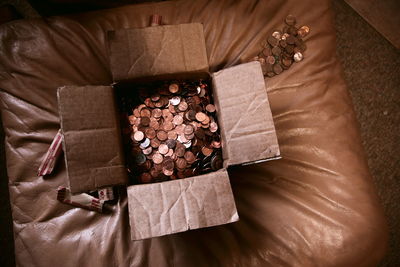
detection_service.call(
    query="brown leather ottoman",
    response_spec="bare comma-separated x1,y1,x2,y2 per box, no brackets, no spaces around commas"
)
0,0,388,266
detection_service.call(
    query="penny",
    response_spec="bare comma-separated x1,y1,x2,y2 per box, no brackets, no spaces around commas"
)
194,128,205,139
297,25,310,38
185,132,195,140
285,45,294,54
211,140,221,148
152,108,162,118
173,115,184,125
273,64,283,75
144,128,156,139
209,122,218,132
163,158,174,170
178,101,188,111
258,57,266,64
266,72,275,77
272,46,281,56
279,39,287,48
144,98,153,107
140,108,151,118
184,125,194,135
162,168,174,176
150,94,160,102
183,140,192,148
140,116,150,126
195,112,207,122
150,168,160,178
266,55,275,65
176,158,187,169
293,52,303,62
169,83,179,93
165,148,174,157
165,139,177,149
282,58,293,67
158,144,169,155
175,145,186,157
262,47,272,57
201,115,210,125
156,130,168,141
150,138,161,148
163,121,174,131
149,118,160,130
178,134,189,143
175,124,184,135
261,39,268,48
184,151,196,164
285,14,296,26
201,146,213,156
288,26,298,36
133,108,140,117
152,153,164,164
133,131,145,142
205,104,216,113
140,172,152,183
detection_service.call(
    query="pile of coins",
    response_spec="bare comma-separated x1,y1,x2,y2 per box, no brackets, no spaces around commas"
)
253,15,310,77
122,80,223,183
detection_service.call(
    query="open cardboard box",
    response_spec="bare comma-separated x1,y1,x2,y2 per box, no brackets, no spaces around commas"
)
57,23,280,240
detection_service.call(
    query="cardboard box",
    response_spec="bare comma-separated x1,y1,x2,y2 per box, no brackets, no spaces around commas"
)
57,23,280,240
108,23,280,240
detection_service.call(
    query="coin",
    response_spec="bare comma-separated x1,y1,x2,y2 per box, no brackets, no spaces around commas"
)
184,151,196,164
209,122,218,132
211,140,221,148
184,125,194,135
152,153,163,164
152,108,162,118
165,139,177,149
285,14,296,26
273,64,283,75
140,117,150,126
142,146,153,155
211,154,223,170
163,121,174,131
140,108,151,118
297,25,310,38
170,96,181,106
178,101,188,111
150,138,161,148
173,115,184,125
134,154,146,165
140,172,152,183
158,144,169,155
169,83,179,93
266,55,275,65
133,131,145,142
262,47,272,57
176,158,187,169
139,138,150,149
195,112,207,122
286,35,295,45
175,145,186,157
205,104,216,113
267,35,278,47
162,168,174,176
156,130,168,141
272,46,281,56
272,31,282,40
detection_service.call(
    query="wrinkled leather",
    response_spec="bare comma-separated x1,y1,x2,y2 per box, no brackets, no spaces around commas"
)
0,0,388,266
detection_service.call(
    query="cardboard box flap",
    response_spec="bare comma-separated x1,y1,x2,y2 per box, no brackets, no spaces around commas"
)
212,62,280,166
58,85,128,194
127,170,239,240
108,23,209,82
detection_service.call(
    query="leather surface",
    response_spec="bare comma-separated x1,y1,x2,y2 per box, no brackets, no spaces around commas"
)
0,0,388,266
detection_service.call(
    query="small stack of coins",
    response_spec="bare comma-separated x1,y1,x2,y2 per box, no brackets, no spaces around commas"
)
253,15,310,77
122,80,223,184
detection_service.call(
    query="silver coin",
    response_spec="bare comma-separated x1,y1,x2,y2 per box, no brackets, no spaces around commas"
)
139,138,150,149
169,96,181,106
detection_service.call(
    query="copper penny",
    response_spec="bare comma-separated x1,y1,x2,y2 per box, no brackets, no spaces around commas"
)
211,140,221,148
168,105,176,114
266,56,275,65
184,151,196,164
185,133,195,140
152,108,162,118
163,121,174,131
156,130,168,141
140,108,151,118
149,119,159,130
140,117,150,126
194,128,205,139
184,125,194,135
175,124,184,135
173,115,184,125
178,101,188,111
158,144,169,155
273,64,283,75
169,83,179,93
286,35,295,45
145,127,156,139
167,130,177,140
162,168,174,176
133,131,144,142
272,46,281,56
267,35,278,47
195,112,207,122
175,145,186,157
165,148,174,157
152,153,163,164
272,30,282,40
178,134,189,143
144,98,153,107
205,104,216,113
165,139,177,149
133,108,140,117
176,158,187,169
262,47,272,57
140,172,152,183
151,94,160,102
163,158,174,170
285,14,296,26
201,146,213,156
150,168,160,178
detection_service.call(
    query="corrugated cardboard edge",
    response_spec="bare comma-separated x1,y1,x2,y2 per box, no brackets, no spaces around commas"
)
212,61,281,166
57,85,128,194
127,170,239,240
108,23,209,82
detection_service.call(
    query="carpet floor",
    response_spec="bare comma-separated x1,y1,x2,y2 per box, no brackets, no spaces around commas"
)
0,0,399,266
